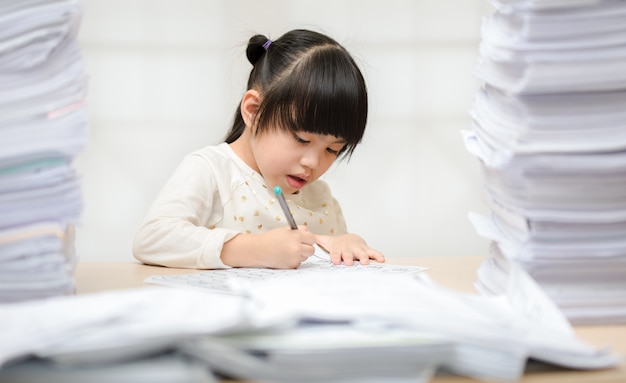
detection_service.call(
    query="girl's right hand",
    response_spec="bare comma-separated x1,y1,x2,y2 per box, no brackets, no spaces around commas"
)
221,226,316,269
259,226,317,268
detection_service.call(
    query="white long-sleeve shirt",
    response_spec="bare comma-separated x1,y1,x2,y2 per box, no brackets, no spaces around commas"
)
132,143,347,269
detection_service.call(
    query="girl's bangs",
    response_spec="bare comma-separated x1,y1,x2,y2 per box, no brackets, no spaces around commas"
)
257,48,367,155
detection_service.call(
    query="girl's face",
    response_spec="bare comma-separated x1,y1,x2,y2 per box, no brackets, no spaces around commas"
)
250,129,346,194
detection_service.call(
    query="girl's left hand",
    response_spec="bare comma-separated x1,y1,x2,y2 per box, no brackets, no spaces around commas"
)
315,234,385,266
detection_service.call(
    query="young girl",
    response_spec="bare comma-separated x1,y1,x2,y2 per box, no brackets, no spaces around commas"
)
133,29,385,269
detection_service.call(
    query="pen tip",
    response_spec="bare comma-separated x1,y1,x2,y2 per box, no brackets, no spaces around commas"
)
274,186,282,195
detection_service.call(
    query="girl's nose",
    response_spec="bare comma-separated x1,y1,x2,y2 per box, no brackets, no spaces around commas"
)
300,149,320,169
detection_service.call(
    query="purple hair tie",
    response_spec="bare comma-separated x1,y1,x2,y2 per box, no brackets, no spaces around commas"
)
262,39,272,51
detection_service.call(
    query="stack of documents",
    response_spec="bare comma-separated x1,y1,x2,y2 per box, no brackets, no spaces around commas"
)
0,0,87,302
467,0,626,324
0,266,620,382
475,0,626,94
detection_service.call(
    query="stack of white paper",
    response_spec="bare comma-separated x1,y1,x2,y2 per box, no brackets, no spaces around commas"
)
0,267,620,382
467,0,626,324
476,0,626,94
0,0,87,302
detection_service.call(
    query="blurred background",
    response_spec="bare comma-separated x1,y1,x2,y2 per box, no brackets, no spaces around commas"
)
75,0,494,262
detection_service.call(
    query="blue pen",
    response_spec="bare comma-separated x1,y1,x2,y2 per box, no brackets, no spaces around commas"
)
274,186,330,260
274,186,298,229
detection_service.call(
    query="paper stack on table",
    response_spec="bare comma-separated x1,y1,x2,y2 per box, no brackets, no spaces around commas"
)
0,0,87,302
0,266,620,382
466,0,626,324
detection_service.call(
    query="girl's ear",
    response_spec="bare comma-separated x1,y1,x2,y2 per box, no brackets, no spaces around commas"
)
240,89,261,128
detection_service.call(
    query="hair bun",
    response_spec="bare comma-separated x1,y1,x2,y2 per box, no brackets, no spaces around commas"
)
246,34,269,65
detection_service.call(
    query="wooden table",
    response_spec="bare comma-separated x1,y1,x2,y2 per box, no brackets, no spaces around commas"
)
75,256,626,383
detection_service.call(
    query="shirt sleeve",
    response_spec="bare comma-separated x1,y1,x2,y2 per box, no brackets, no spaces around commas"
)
132,152,237,269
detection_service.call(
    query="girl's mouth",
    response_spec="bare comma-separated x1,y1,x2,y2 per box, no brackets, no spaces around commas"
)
286,175,307,189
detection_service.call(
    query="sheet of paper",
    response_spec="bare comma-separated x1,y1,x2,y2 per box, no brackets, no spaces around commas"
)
145,257,428,295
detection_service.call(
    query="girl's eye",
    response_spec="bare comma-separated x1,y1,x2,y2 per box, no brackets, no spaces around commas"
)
294,134,309,144
326,147,340,156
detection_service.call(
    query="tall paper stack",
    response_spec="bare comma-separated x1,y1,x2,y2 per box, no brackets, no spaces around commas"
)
0,0,87,302
465,0,626,324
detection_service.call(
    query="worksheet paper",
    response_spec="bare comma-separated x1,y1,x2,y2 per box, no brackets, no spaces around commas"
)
145,256,427,295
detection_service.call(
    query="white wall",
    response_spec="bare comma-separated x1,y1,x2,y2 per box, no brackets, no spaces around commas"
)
75,0,494,262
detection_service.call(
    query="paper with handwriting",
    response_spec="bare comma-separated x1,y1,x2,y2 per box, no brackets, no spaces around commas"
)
145,256,427,295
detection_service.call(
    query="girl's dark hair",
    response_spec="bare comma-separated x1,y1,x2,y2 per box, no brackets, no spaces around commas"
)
224,29,368,158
